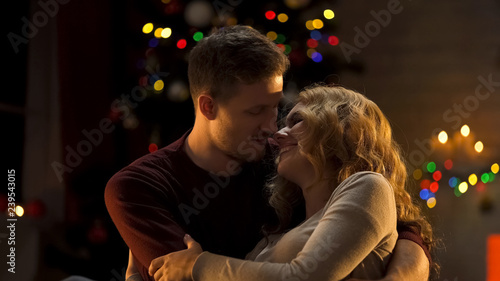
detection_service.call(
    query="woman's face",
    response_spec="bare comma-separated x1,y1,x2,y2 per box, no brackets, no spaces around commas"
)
273,103,316,188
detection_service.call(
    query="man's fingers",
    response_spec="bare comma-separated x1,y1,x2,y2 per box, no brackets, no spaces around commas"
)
149,256,164,276
184,234,200,249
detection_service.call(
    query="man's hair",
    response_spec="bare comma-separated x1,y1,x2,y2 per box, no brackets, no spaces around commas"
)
188,25,290,109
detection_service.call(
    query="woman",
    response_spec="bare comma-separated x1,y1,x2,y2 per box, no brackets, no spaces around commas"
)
144,85,435,280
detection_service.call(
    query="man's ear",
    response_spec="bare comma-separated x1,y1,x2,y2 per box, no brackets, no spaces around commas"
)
198,95,217,120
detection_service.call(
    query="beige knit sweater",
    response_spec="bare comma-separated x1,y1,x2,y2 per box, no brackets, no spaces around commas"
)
192,172,398,281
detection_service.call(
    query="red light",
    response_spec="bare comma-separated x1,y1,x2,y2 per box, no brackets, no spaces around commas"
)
433,171,442,181
444,159,453,170
177,39,187,49
265,11,276,20
307,38,318,48
328,35,339,46
276,44,285,52
149,143,158,153
420,179,431,190
430,182,439,193
477,182,486,192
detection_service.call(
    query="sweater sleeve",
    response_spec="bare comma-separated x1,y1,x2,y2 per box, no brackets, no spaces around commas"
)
192,173,397,281
105,164,187,281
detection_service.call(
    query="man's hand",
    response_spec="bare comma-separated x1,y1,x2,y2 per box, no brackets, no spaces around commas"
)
148,234,202,281
347,239,430,281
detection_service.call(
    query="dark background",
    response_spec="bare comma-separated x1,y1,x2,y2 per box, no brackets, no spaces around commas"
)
3,0,500,280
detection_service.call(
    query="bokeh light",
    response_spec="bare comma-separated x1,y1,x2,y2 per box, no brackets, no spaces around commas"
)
154,28,163,38
420,189,430,200
426,162,436,173
148,143,158,153
458,182,468,193
153,80,164,92
193,31,203,41
420,179,431,190
310,30,322,40
461,124,470,137
438,131,448,144
323,9,335,19
430,182,439,193
488,172,495,183
307,38,318,48
305,20,315,30
142,23,154,34
267,31,278,41
444,159,453,170
474,141,484,153
15,205,24,217
481,172,490,183
276,34,286,44
427,197,436,208
177,39,187,49
265,10,276,20
433,171,442,181
148,38,159,48
161,27,172,38
312,19,324,29
306,48,316,58
311,52,323,62
492,163,499,174
449,177,458,188
413,169,422,180
468,174,478,186
328,35,339,46
277,13,289,23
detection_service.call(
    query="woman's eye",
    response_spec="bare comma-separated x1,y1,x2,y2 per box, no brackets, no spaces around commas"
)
248,108,263,115
289,114,303,126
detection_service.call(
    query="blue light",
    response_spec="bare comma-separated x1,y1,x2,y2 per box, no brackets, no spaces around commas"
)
448,177,458,188
311,52,323,62
419,189,430,200
310,30,322,40
148,38,159,48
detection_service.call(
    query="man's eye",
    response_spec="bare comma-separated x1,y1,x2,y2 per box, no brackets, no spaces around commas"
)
248,108,263,115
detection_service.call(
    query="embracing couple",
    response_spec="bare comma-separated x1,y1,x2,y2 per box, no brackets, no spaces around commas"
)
105,25,435,281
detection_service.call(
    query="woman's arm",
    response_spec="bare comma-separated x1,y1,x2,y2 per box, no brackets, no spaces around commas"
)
153,173,397,281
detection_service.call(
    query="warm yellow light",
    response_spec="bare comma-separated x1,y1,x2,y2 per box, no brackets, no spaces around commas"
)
438,131,448,144
492,163,499,174
142,23,154,34
461,124,470,137
154,28,164,38
266,31,278,41
426,197,436,209
312,19,324,29
475,141,484,153
277,13,289,23
15,205,24,217
306,48,316,58
413,169,422,180
154,80,164,91
469,174,478,186
458,182,468,193
305,20,315,30
324,9,335,19
161,28,172,38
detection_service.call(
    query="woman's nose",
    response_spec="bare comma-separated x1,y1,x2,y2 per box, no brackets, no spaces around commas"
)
273,128,288,144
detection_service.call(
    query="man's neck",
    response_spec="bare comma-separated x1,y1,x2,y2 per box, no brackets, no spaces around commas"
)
184,125,243,175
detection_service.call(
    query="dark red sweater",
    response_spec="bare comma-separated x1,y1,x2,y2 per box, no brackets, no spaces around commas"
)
105,130,430,281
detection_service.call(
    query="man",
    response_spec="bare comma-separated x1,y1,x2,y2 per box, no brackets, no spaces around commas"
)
105,25,430,281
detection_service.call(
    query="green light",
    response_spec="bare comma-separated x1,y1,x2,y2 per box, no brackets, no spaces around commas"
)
481,173,490,183
276,34,286,44
193,31,204,42
426,162,436,173
488,172,495,183
284,44,292,55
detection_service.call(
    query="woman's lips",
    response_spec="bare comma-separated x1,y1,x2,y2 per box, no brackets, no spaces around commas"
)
279,144,297,155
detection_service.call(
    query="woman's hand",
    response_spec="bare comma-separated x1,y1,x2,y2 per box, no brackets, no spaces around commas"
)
149,234,203,281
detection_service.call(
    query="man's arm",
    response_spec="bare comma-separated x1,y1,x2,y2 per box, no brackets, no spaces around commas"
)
105,168,187,281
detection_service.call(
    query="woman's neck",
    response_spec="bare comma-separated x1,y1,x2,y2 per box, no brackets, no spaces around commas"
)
301,180,333,219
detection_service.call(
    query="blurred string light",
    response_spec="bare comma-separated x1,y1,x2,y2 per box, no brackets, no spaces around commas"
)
177,39,187,49
430,182,439,193
153,80,164,92
276,34,286,44
413,168,422,180
149,143,158,153
15,205,24,217
305,20,315,30
154,28,164,38
323,9,335,19
328,35,339,46
492,163,499,174
444,159,453,170
469,174,478,186
265,10,276,20
267,31,278,41
474,141,484,153
193,31,203,42
426,161,436,173
438,131,448,144
311,51,323,62
277,13,289,23
461,124,470,137
161,28,172,38
312,19,324,29
306,38,318,48
142,23,154,34
458,182,468,193
433,171,442,181
310,30,322,40
427,197,436,209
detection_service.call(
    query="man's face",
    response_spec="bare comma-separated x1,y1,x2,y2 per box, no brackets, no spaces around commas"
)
210,75,283,163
